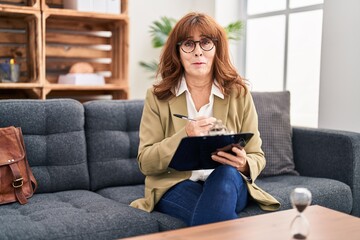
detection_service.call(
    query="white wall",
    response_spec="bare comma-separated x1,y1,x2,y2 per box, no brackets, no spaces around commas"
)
318,0,360,132
128,0,215,99
214,0,243,74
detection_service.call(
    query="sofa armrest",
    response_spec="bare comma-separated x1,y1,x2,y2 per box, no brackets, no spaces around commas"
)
292,127,360,216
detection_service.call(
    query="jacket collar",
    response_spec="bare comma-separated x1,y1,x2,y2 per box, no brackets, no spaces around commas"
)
175,76,224,99
169,88,229,132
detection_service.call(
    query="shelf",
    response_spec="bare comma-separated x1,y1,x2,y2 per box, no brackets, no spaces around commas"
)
0,0,128,100
44,82,128,91
44,84,128,101
0,8,42,84
42,8,128,21
0,82,42,89
42,11,129,89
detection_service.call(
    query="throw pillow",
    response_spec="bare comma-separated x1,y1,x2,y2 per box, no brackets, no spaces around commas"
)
251,91,299,177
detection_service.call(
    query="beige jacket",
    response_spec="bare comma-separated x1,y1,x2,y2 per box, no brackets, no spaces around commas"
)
130,87,280,212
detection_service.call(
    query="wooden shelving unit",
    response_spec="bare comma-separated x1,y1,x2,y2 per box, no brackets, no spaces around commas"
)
0,1,42,98
0,0,129,101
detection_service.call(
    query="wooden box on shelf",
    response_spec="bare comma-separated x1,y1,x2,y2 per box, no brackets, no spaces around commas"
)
41,0,129,101
0,0,40,9
0,2,42,99
0,0,128,101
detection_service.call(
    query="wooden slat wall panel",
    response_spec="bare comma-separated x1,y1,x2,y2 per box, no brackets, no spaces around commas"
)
0,16,28,82
0,33,27,43
46,45,110,58
0,46,26,57
45,14,116,84
0,13,40,83
46,61,109,72
0,18,27,29
0,17,27,47
0,0,25,4
43,0,62,8
46,18,115,31
0,0,31,6
46,32,110,45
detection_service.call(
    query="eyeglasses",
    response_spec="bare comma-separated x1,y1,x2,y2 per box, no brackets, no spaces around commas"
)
177,37,217,53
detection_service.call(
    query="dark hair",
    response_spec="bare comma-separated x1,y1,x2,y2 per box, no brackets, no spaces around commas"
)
153,12,247,100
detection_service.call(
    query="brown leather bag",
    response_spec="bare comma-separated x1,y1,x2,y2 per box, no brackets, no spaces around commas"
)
0,126,37,205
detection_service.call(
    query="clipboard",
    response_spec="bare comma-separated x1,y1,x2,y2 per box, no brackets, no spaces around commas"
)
169,132,254,171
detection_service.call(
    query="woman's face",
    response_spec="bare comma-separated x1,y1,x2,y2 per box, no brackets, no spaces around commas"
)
179,30,216,80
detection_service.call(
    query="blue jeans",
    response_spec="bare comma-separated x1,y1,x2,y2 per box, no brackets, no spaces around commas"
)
155,165,248,226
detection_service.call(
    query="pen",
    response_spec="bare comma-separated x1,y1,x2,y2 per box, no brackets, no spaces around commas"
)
173,114,196,121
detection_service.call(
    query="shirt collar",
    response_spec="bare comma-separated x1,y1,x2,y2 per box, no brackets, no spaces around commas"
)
175,76,224,99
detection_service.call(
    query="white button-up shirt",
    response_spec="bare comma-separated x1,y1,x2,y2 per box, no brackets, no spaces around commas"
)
175,77,224,181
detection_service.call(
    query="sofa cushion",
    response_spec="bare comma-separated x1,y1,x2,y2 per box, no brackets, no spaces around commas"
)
252,91,298,177
237,175,352,218
84,100,145,191
0,99,89,193
97,185,187,231
0,190,158,240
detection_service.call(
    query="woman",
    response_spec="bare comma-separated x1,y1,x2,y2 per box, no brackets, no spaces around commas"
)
130,12,280,226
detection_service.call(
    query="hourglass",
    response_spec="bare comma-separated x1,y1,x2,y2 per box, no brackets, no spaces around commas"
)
290,188,312,239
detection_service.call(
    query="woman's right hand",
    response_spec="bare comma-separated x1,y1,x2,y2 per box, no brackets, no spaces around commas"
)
185,116,217,136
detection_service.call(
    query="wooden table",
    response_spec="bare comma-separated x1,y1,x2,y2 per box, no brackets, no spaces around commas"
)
121,205,360,240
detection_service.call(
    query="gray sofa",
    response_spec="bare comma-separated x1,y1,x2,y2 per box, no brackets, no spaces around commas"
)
0,92,359,240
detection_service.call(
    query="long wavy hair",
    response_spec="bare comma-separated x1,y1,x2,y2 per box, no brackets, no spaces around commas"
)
153,12,247,100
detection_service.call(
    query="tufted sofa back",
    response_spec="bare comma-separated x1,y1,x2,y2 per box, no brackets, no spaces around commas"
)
0,99,89,193
84,100,145,191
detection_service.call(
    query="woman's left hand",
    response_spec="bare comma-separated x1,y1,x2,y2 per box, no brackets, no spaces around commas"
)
211,146,250,175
